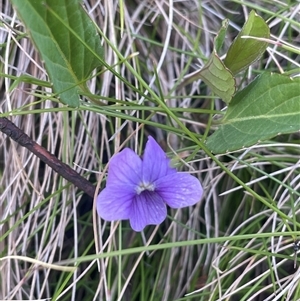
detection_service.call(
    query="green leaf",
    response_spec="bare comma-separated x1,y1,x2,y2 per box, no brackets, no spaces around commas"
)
224,10,270,75
206,73,300,154
197,51,236,104
178,20,235,104
215,19,229,53
11,0,103,107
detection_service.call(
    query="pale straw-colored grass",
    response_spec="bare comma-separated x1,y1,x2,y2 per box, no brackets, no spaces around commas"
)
1,0,299,300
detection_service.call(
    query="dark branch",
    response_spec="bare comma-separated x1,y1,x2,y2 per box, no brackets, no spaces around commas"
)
0,117,96,198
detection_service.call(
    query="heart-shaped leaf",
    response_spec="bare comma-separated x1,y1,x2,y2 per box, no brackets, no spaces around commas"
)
11,0,104,107
224,10,270,75
206,73,300,154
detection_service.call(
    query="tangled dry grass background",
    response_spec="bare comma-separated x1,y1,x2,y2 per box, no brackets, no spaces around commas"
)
1,0,300,300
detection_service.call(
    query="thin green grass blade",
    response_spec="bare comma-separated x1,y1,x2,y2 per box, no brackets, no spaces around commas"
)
11,0,103,107
206,73,300,153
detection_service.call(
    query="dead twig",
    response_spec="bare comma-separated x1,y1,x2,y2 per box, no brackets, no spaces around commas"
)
0,117,96,198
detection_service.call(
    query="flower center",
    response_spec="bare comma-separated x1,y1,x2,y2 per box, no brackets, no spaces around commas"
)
135,181,155,195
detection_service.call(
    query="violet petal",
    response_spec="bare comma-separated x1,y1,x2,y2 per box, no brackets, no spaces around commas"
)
129,191,167,231
106,148,142,188
97,186,134,221
155,172,203,208
142,136,176,183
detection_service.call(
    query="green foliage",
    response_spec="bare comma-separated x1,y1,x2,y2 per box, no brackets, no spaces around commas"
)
206,73,300,153
214,19,229,53
224,10,270,75
178,10,270,106
178,18,236,104
199,10,298,153
197,51,235,104
10,0,103,107
201,19,236,105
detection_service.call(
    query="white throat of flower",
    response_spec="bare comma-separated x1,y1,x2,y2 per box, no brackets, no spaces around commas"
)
136,181,155,195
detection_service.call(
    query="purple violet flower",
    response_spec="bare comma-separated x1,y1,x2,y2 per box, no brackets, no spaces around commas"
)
97,136,203,231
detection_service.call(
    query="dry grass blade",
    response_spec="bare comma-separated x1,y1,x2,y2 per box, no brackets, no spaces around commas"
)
1,0,299,300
